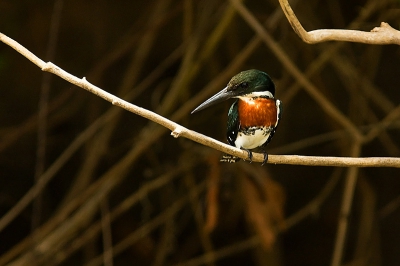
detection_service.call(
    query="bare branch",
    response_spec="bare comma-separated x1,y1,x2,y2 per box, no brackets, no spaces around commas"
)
1,32,399,168
279,0,400,45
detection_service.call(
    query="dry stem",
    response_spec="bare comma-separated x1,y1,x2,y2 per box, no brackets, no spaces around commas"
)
279,0,400,45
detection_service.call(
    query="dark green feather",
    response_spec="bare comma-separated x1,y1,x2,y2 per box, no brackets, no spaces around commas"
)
227,99,239,146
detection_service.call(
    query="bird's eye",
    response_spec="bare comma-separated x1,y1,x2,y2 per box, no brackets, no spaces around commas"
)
239,82,248,89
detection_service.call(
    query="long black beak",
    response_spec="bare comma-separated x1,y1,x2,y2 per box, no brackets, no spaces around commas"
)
191,87,235,114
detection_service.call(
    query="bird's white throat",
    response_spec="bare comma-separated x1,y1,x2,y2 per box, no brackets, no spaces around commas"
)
237,91,274,100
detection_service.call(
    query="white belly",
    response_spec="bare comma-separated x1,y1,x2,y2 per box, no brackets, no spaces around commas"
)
234,127,272,150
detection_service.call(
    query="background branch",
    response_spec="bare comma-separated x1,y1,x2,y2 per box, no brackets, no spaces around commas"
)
279,0,400,45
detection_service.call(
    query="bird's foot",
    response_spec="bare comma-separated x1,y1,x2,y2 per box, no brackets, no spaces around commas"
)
220,154,240,163
261,152,269,166
243,149,253,163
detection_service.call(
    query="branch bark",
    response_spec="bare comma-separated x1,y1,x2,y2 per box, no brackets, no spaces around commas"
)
1,32,399,168
279,0,400,45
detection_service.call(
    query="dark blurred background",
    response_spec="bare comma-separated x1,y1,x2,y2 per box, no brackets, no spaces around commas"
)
0,0,400,265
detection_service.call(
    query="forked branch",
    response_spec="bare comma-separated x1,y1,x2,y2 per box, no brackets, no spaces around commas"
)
279,0,400,45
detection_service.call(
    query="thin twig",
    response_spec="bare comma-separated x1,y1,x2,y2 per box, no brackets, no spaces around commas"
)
184,173,216,266
100,199,114,266
174,168,344,266
331,143,361,266
33,0,64,231
379,194,400,219
173,237,259,266
52,165,192,265
0,32,399,168
0,89,73,153
278,0,400,45
284,168,342,229
0,114,108,233
84,181,207,266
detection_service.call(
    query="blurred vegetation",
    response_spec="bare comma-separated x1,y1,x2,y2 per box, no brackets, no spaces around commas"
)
0,0,399,265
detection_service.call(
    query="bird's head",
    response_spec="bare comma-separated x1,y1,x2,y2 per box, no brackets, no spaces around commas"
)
191,69,275,114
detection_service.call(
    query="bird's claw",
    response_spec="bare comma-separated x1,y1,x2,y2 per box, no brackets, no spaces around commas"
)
261,152,269,166
243,149,253,163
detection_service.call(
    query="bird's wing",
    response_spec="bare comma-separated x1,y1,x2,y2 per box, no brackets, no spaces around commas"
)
227,99,240,147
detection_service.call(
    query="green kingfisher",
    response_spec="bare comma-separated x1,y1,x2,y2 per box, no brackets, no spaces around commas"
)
191,69,282,164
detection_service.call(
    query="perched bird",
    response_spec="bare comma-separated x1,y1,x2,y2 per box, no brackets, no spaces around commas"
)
191,69,282,164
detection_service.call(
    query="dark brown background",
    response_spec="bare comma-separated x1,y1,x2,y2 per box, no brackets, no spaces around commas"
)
0,0,399,265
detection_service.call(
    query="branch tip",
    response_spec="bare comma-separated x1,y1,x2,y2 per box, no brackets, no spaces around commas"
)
278,0,400,45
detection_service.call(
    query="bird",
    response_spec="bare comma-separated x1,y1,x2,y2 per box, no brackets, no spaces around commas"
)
191,69,282,165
